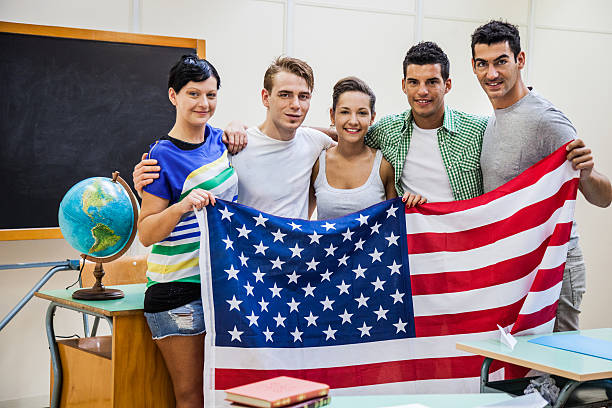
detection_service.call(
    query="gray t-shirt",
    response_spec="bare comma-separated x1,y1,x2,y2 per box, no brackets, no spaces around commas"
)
480,89,579,248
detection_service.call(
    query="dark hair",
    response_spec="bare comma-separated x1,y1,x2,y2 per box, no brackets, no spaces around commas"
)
403,41,450,81
168,54,221,93
263,56,314,92
471,20,521,60
332,76,376,113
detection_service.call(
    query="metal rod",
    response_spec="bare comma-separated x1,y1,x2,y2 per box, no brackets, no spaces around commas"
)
0,260,80,332
46,303,61,408
480,357,493,393
0,260,80,270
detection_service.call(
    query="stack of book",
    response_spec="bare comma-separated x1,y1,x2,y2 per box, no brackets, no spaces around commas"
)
225,376,330,408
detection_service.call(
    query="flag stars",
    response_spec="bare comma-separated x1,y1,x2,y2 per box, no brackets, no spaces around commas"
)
228,326,243,342
357,322,372,337
386,205,398,218
270,257,285,270
373,305,389,321
322,222,336,231
273,312,286,327
225,265,239,280
302,282,316,297
289,243,304,258
342,228,354,241
271,229,286,242
308,231,322,244
290,327,303,342
320,296,335,311
236,224,252,239
222,235,234,250
246,311,259,327
320,269,333,282
368,248,383,263
357,213,369,225
370,222,381,235
324,243,337,257
258,297,269,312
287,298,300,312
220,206,234,221
355,293,370,308
387,260,402,275
269,282,282,298
253,268,265,283
304,311,319,327
371,276,386,292
253,213,268,227
352,264,367,279
262,326,274,342
337,254,349,266
354,238,365,251
289,221,302,231
323,325,337,340
238,252,249,267
394,318,408,333
287,270,301,284
244,281,254,296
338,309,353,324
226,295,242,311
306,258,320,271
336,280,350,295
253,241,269,255
385,232,399,247
390,289,405,304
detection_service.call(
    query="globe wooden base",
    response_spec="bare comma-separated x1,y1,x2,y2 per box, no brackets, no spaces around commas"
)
72,262,125,300
72,287,124,300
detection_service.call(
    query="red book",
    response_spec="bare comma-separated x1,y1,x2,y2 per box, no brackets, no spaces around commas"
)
225,376,329,408
230,395,331,408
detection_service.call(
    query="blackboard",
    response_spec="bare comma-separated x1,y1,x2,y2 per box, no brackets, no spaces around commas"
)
0,23,205,239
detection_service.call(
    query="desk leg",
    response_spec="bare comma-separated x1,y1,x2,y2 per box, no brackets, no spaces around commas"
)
45,303,61,408
554,380,581,408
480,357,493,393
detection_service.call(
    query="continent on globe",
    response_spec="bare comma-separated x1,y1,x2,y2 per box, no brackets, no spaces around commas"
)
89,223,121,254
82,180,114,219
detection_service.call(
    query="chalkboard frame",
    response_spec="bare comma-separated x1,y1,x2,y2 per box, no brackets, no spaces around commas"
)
0,21,205,241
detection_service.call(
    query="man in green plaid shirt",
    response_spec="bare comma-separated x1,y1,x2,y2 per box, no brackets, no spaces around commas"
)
365,42,488,203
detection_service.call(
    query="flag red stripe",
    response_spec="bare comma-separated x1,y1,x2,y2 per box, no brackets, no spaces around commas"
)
410,222,572,295
405,143,573,216
414,297,525,337
511,302,559,335
530,264,564,292
215,355,485,389
407,180,577,254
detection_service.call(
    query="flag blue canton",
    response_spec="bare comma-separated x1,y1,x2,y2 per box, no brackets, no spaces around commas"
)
205,198,416,348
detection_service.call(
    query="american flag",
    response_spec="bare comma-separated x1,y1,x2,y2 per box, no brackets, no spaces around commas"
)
196,144,578,405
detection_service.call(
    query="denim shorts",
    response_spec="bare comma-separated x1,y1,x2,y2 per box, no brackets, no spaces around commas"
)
144,298,206,340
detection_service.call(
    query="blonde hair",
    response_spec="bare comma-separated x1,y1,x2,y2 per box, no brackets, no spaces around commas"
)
263,56,314,92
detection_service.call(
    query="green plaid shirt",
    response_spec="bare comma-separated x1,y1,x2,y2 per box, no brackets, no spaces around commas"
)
365,106,488,201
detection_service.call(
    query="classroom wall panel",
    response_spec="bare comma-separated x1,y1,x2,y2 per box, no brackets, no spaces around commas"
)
529,27,612,329
0,0,131,32
535,0,612,33
295,0,415,14
423,0,529,25
293,3,415,125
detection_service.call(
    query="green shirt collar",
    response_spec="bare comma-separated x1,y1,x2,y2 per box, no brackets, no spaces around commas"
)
402,105,458,134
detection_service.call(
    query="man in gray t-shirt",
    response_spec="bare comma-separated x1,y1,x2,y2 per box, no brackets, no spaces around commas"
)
470,21,612,331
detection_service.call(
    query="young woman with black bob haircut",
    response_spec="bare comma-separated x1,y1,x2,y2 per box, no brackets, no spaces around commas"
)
138,55,238,408
310,76,425,219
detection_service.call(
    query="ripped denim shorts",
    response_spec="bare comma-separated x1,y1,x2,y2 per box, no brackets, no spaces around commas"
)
144,298,205,340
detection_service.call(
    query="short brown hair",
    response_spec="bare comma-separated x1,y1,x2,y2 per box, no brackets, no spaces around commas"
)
332,76,376,113
263,56,314,92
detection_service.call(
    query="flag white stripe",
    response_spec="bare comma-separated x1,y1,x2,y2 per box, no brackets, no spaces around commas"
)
513,318,556,336
520,282,563,316
408,202,574,274
405,163,576,234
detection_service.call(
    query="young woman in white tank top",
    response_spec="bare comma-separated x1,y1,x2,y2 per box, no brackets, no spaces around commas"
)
309,77,425,220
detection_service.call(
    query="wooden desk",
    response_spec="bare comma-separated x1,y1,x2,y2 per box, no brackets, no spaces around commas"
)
329,393,514,407
35,283,174,407
457,328,612,407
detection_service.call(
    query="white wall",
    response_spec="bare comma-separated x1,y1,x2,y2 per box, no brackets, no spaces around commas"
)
1,0,611,401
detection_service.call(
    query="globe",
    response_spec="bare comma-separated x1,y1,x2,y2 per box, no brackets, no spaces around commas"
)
59,177,135,258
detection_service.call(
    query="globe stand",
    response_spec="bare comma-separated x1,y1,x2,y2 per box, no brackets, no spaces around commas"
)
72,262,125,300
71,172,139,301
